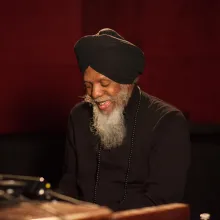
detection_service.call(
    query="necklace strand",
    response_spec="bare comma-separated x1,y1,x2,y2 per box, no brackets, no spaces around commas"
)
93,86,142,204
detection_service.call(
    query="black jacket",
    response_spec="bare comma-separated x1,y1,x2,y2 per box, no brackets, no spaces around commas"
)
59,85,191,211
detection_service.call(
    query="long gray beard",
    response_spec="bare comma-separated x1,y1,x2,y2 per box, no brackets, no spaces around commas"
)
84,85,131,149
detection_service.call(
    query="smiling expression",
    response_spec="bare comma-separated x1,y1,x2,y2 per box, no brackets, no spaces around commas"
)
84,66,127,114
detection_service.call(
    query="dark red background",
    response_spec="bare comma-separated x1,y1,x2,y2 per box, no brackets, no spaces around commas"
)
1,0,220,133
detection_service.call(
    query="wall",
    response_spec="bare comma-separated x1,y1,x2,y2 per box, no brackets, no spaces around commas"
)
1,0,220,133
0,0,83,133
82,0,220,123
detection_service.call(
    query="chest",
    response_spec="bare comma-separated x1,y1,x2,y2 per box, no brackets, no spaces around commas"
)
74,116,154,183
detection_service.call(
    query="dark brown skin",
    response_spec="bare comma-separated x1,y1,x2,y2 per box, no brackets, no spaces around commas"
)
84,66,133,114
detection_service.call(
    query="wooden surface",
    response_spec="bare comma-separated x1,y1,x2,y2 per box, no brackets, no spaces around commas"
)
112,203,189,220
0,201,189,220
0,201,112,220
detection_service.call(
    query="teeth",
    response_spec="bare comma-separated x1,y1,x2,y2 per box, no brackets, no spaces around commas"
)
99,101,107,106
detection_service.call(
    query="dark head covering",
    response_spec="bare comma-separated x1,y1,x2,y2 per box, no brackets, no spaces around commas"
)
74,28,145,84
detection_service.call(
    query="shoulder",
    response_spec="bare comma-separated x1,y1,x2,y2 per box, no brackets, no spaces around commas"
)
140,90,187,131
142,91,179,115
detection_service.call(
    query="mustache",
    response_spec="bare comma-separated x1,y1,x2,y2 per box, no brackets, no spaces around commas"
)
82,94,115,104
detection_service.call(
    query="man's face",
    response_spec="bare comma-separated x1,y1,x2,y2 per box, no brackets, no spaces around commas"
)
84,66,123,114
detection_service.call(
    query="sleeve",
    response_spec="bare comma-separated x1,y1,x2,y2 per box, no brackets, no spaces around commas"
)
144,111,191,205
58,112,79,198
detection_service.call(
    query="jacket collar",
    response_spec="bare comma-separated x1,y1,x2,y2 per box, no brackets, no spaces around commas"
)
123,85,141,120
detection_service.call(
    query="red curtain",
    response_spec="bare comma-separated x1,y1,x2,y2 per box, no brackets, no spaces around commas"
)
0,0,219,133
0,0,83,133
82,0,220,123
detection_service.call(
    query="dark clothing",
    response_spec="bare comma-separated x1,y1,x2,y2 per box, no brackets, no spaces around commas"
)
59,86,191,211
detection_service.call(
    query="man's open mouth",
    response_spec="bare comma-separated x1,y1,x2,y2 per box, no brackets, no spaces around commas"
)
96,100,111,110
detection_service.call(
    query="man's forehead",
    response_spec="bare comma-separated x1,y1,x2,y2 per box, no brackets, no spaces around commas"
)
84,66,113,82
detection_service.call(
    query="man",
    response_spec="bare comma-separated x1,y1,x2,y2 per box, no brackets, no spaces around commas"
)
59,28,190,211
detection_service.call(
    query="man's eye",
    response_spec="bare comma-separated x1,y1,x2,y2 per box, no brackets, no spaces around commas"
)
101,82,110,87
84,84,91,89
84,85,92,94
101,84,109,87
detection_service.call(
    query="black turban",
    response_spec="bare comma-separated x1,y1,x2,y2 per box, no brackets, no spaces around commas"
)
74,28,145,84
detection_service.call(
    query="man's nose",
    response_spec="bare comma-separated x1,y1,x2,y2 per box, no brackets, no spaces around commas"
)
91,85,104,99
